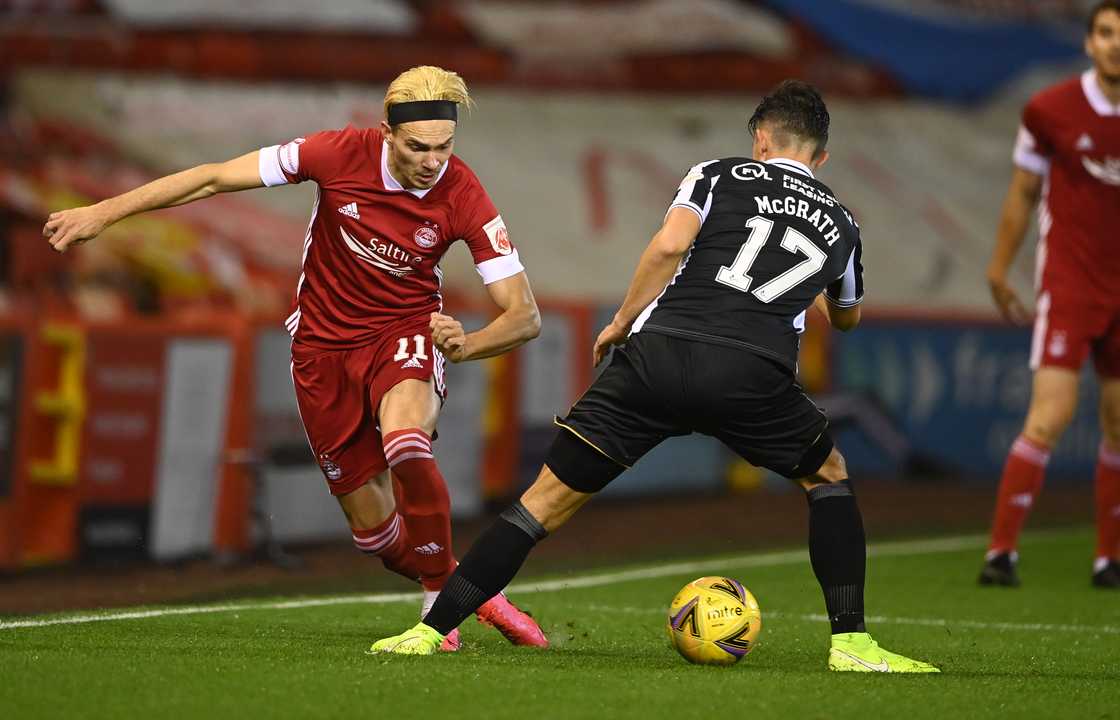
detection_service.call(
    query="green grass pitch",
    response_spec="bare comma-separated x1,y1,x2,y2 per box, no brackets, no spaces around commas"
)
3,527,1117,719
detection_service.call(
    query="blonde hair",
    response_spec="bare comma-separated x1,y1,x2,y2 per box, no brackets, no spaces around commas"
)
384,66,473,116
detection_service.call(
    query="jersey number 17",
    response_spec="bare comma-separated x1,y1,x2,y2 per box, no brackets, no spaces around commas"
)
716,215,826,303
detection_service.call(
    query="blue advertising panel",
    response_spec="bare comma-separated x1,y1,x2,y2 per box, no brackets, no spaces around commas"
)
831,318,1099,480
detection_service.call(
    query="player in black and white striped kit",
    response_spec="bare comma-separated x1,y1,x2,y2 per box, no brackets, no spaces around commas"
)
372,81,939,673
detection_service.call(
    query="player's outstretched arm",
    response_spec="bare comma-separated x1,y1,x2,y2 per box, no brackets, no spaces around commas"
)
429,271,540,363
592,208,700,365
987,167,1043,325
42,150,266,253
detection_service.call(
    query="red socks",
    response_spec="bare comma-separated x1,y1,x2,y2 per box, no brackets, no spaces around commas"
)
988,436,1050,555
384,428,457,591
1095,444,1120,564
352,512,421,582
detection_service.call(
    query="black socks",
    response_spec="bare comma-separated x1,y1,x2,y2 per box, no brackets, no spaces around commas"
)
422,502,548,635
806,481,867,634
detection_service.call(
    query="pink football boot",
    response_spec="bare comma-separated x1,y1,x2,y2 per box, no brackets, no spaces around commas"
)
476,593,549,648
439,628,461,652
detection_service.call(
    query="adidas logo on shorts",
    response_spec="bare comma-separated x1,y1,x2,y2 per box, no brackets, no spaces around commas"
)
402,357,424,369
414,542,443,555
338,202,360,219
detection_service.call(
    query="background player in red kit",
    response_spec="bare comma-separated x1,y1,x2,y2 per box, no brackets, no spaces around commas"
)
42,65,549,648
981,1,1120,588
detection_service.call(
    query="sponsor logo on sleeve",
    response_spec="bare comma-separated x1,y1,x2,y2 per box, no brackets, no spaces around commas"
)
483,215,513,256
279,138,305,175
318,454,342,482
679,170,704,188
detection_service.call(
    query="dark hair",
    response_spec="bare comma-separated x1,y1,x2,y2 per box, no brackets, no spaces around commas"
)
1088,0,1120,34
748,80,830,157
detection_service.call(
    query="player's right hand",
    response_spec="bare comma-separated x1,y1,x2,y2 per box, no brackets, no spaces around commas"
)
42,204,111,253
987,272,1030,325
592,320,629,367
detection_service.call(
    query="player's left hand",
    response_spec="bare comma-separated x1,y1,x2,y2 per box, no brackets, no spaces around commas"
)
593,320,629,366
430,312,469,363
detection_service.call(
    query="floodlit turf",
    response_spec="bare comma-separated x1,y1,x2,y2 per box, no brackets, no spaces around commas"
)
3,527,1118,720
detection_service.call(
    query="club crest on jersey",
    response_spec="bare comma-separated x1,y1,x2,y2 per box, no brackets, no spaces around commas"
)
1049,331,1068,358
318,454,342,482
731,162,772,182
413,222,440,249
483,215,513,256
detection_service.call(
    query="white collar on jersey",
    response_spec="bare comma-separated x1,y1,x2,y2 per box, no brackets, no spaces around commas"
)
766,157,815,178
381,140,451,198
1082,69,1120,117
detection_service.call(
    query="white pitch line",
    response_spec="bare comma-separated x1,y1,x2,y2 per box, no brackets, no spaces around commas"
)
0,531,1057,633
578,605,1120,636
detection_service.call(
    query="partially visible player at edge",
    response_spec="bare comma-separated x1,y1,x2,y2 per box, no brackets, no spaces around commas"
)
980,1,1120,589
42,66,549,649
371,80,939,673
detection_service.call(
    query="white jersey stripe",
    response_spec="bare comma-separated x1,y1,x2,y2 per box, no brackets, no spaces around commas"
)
1029,291,1051,370
287,188,321,338
434,348,446,396
631,247,695,335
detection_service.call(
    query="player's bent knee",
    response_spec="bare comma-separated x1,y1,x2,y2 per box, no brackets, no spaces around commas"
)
788,431,837,481
1022,419,1070,448
544,428,625,493
799,445,848,488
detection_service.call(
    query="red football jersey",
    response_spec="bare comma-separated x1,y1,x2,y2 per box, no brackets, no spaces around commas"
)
258,126,523,348
1013,70,1120,304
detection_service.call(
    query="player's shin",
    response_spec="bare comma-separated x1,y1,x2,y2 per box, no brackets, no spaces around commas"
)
806,481,866,634
385,429,457,591
988,435,1049,554
422,502,548,636
1095,443,1120,567
352,512,421,582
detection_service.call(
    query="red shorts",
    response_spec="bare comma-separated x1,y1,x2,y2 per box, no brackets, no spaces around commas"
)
291,319,447,496
1030,289,1120,377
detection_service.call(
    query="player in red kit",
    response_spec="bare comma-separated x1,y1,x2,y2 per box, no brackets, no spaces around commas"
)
43,66,550,647
981,1,1120,589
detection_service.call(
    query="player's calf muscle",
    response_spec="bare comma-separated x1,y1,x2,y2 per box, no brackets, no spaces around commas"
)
520,467,592,533
800,449,848,489
338,481,395,530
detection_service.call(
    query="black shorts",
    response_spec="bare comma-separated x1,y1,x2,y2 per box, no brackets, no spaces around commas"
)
548,331,832,492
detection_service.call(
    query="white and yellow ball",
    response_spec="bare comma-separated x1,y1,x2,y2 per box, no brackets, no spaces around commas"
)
667,576,761,665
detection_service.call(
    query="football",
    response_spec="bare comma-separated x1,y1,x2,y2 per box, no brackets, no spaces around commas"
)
667,576,762,665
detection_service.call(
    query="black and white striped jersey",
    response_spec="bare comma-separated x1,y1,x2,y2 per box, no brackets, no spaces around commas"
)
632,156,863,371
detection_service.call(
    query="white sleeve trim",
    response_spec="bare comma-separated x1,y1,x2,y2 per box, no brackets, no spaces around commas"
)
1012,125,1049,176
666,202,704,222
824,247,862,307
259,145,290,187
824,293,863,308
475,249,524,285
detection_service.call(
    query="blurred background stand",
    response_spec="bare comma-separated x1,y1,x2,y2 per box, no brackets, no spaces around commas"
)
218,445,311,571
